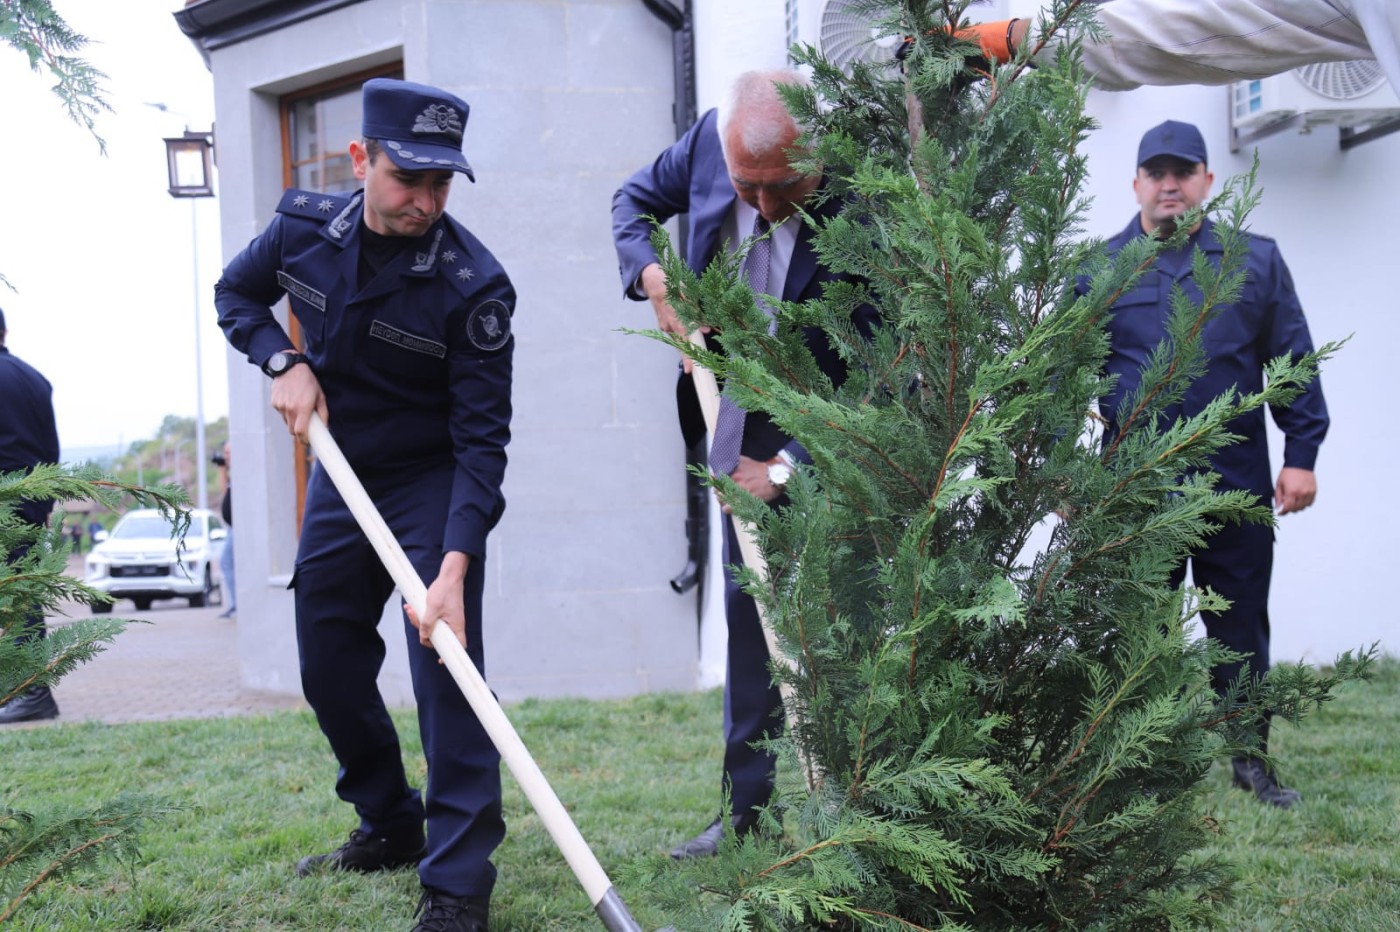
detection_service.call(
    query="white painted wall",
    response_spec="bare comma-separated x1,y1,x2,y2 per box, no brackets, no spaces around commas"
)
209,0,701,706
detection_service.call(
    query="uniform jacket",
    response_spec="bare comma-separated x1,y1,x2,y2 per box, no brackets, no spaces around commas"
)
1050,0,1399,91
0,346,60,527
611,108,878,464
1098,215,1329,501
214,190,514,559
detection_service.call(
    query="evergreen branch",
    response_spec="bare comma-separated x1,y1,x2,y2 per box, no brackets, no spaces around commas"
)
1,0,112,153
0,831,118,923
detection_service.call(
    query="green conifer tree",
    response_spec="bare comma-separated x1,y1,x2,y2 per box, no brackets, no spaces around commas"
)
634,2,1371,927
0,467,185,922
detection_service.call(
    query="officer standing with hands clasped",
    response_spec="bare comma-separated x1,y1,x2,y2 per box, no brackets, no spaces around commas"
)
214,78,514,932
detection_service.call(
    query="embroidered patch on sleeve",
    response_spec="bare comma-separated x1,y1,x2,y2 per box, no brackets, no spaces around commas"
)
276,271,327,312
466,299,511,351
368,320,447,359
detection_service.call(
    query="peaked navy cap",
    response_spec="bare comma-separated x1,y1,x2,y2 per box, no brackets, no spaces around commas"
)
1137,120,1208,167
362,78,475,181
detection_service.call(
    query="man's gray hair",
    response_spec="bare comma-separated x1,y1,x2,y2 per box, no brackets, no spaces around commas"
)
717,69,812,159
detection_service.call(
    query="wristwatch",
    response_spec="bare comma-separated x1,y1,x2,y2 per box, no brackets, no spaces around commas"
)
261,351,310,379
767,450,797,488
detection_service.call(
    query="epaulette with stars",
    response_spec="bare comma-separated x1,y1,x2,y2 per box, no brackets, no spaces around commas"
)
438,216,493,298
276,188,351,221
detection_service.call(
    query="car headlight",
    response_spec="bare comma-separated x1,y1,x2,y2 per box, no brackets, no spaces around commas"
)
86,555,109,579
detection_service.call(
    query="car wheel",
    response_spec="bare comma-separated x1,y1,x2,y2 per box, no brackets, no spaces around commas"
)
91,600,114,615
188,566,213,608
133,596,154,611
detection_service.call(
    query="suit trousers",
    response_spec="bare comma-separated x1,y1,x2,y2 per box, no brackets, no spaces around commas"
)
293,462,504,897
720,514,785,817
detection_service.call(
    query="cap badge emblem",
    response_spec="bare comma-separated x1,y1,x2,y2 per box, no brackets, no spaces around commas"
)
412,104,463,142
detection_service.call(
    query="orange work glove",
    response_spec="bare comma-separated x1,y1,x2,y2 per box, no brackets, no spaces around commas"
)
954,19,1020,65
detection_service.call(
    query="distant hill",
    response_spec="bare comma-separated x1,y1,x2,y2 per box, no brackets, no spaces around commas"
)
61,444,124,467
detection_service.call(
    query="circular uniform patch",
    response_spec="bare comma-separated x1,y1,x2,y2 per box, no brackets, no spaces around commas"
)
466,299,511,351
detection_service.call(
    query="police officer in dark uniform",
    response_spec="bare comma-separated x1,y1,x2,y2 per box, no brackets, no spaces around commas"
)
214,79,513,932
1095,120,1329,809
0,307,62,724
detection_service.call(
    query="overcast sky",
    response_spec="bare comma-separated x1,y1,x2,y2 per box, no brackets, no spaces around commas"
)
1,0,225,460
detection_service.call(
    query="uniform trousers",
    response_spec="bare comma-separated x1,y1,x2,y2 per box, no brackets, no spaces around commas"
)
1169,519,1274,700
294,462,504,897
720,514,784,817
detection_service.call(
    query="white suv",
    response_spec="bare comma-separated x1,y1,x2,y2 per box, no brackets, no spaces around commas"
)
85,508,226,612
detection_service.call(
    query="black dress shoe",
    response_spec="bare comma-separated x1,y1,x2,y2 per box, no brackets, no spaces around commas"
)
1231,757,1302,809
296,827,426,876
412,887,489,932
0,686,59,724
669,813,758,860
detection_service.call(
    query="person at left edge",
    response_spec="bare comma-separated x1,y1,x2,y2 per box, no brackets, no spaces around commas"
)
213,78,514,932
0,307,62,724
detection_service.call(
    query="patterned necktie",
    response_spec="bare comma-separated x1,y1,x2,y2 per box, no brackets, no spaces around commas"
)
709,215,771,477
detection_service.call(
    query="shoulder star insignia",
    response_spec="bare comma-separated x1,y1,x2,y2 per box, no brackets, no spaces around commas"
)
317,199,335,212
292,194,309,207
456,267,474,281
441,250,458,264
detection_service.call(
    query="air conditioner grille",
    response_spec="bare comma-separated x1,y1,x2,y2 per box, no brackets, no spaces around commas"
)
1294,60,1387,100
820,0,902,69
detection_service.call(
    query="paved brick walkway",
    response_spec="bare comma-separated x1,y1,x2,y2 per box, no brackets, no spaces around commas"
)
26,557,305,726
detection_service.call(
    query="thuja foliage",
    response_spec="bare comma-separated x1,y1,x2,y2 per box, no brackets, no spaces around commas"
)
0,466,186,923
0,0,111,152
634,1,1371,928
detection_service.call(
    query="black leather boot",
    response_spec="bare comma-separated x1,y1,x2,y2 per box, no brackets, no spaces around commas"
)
1231,757,1302,809
412,888,489,932
296,827,426,876
669,811,759,860
0,686,59,724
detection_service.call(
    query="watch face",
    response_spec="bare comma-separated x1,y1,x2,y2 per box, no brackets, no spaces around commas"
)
768,463,792,486
269,353,290,374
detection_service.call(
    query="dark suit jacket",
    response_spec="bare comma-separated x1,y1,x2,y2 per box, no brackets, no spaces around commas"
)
611,108,875,463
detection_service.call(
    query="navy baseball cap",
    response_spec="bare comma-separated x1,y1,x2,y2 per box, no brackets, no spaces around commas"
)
362,78,475,181
1137,120,1208,167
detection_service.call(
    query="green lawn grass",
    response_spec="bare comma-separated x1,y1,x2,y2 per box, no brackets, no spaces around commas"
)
4,662,1398,930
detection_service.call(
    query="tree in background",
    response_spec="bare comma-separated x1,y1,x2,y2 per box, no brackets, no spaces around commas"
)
0,467,185,922
635,1,1370,927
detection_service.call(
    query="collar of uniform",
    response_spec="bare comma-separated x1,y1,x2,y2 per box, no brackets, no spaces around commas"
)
1116,213,1223,253
400,221,451,277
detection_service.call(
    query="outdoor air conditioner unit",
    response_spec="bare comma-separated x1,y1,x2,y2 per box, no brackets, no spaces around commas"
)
1231,60,1400,131
787,0,908,71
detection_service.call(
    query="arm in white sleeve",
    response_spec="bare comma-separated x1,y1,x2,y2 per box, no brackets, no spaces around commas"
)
1043,0,1381,91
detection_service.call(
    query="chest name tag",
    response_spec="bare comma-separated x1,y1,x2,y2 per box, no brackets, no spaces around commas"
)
277,272,327,312
369,320,447,359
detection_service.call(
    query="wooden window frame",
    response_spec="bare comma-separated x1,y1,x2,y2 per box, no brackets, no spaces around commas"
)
277,61,402,530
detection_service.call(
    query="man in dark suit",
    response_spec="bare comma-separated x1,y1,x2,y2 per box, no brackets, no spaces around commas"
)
612,69,877,858
0,307,62,724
